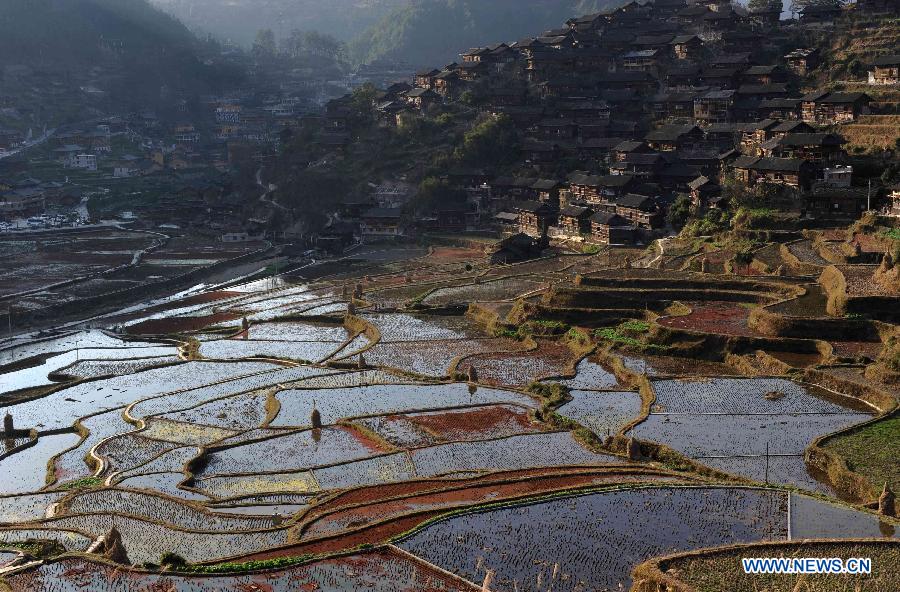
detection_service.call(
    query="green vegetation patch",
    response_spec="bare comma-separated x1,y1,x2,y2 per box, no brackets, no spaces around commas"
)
594,322,669,353
165,554,315,574
825,417,900,492
56,477,104,491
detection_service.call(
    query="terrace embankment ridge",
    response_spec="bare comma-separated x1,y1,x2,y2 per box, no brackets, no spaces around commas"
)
630,539,900,592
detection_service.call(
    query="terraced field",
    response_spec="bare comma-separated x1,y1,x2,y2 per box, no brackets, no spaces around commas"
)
0,245,896,590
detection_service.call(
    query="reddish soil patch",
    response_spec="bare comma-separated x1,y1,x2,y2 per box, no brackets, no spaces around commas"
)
303,466,625,521
458,340,576,387
234,469,681,562
406,405,537,441
830,340,884,359
302,470,680,538
657,302,760,337
424,247,485,264
766,351,822,368
126,312,242,335
850,233,890,253
341,424,394,453
821,229,846,241
839,265,891,296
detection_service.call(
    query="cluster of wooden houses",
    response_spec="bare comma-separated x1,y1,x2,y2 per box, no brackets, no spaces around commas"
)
319,0,897,247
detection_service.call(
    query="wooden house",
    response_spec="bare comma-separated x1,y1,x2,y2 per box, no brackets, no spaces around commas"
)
785,48,820,77
731,156,814,190
567,173,605,203
532,179,563,203
770,120,816,139
612,153,665,177
868,55,900,86
761,133,846,163
651,92,699,122
522,140,562,166
360,207,403,241
555,205,594,238
415,69,440,89
433,70,460,97
748,3,781,27
614,140,653,162
741,65,789,85
670,35,702,60
688,175,722,208
622,50,662,74
645,124,705,152
517,201,560,237
735,83,789,101
652,0,688,19
801,91,871,125
757,98,803,121
535,118,578,141
589,211,635,245
664,64,701,89
405,88,441,110
694,90,736,125
615,193,664,229
800,4,842,23
739,119,780,153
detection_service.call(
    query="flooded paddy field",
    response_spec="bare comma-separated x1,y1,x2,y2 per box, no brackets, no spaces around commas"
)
398,486,893,592
0,244,895,588
627,377,875,490
5,548,480,592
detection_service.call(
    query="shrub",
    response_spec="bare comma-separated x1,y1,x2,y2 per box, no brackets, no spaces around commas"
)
58,476,103,491
620,320,650,333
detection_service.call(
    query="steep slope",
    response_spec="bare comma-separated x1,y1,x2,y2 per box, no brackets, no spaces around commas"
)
0,0,240,108
349,0,621,67
150,0,408,46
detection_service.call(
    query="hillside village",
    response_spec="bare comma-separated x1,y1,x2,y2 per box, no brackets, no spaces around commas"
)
298,0,900,253
1,2,900,590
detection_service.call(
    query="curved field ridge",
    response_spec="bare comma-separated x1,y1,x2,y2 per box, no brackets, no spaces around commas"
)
629,377,875,492
2,361,279,432
19,512,290,564
397,486,893,592
3,548,480,591
60,488,279,532
271,383,538,428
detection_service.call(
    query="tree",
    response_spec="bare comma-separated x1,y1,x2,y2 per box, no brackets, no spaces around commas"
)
748,0,783,12
454,114,519,168
252,29,276,60
790,0,843,17
282,29,346,63
409,177,468,215
667,195,693,230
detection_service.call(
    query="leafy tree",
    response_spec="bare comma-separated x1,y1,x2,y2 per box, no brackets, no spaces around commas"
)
748,0,783,12
667,195,693,230
282,30,346,63
454,114,519,168
790,0,843,16
252,29,277,59
408,177,468,215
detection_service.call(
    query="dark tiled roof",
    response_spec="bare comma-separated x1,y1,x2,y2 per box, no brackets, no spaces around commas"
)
871,55,900,67
617,193,656,209
560,205,593,218
591,211,630,226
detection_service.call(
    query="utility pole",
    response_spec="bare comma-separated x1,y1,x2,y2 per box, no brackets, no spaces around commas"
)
867,179,872,212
